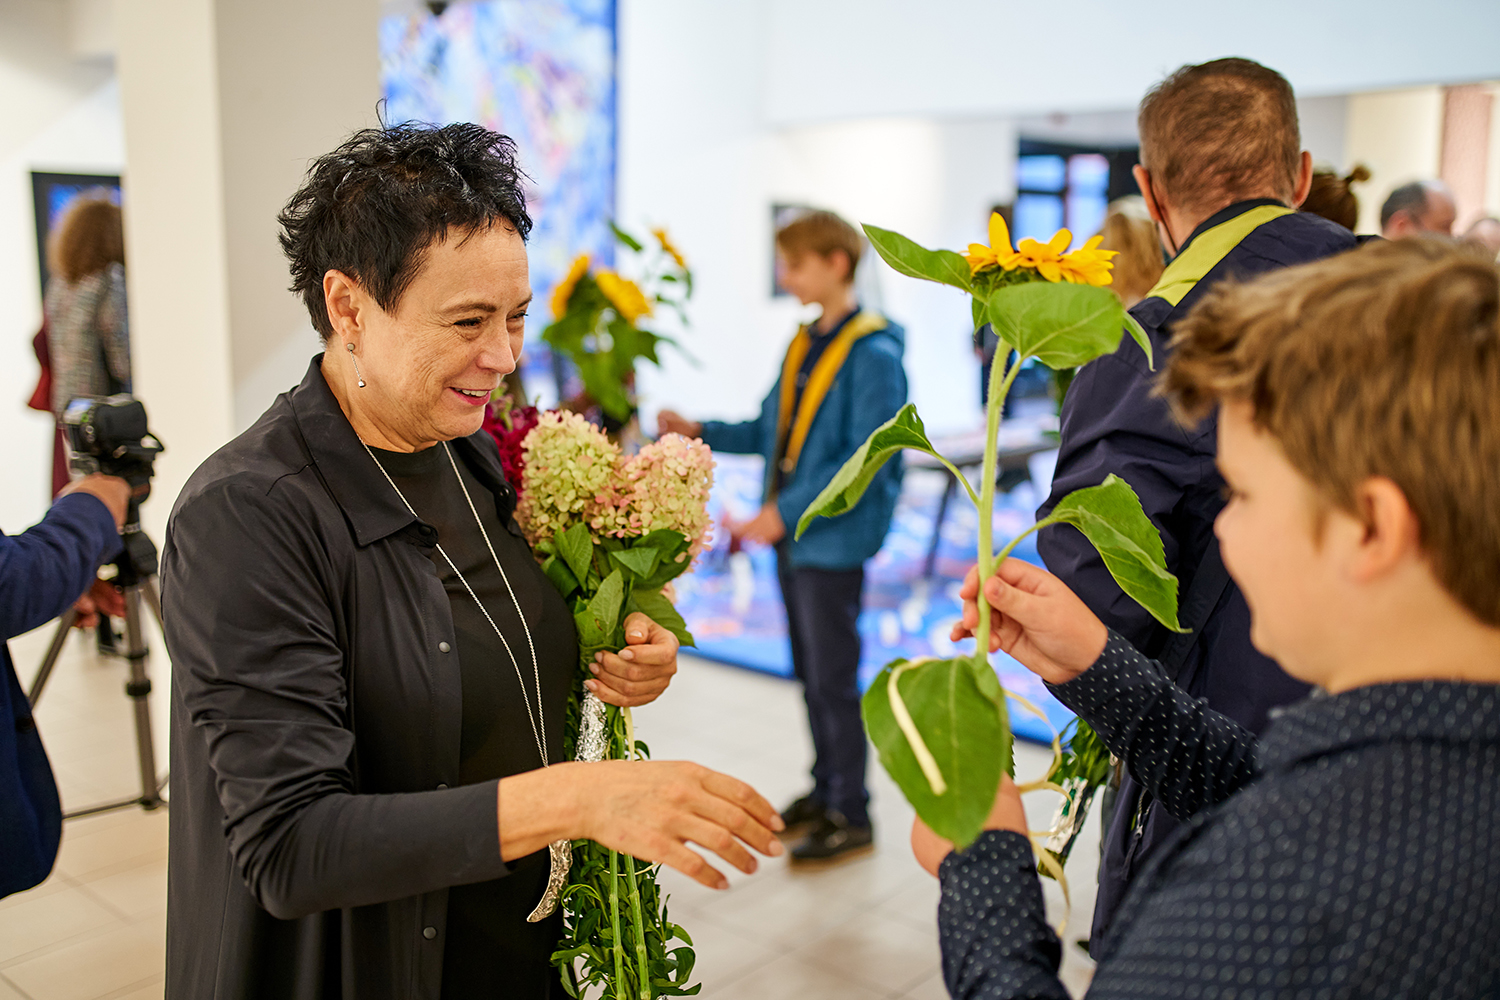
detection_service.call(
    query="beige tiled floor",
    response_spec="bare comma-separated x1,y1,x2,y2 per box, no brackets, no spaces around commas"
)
5,607,1098,998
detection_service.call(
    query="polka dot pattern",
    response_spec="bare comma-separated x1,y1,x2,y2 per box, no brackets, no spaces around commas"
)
938,631,1500,998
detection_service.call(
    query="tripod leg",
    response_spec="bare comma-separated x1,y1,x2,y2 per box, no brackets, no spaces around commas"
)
121,585,164,809
27,609,79,708
140,575,164,633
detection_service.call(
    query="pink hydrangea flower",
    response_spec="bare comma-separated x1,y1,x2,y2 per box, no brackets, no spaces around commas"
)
514,411,622,547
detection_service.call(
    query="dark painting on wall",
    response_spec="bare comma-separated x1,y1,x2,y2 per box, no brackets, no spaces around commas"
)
31,171,123,299
770,202,812,297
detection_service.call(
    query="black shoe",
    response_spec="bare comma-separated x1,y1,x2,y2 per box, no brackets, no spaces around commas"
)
778,793,827,838
790,810,873,864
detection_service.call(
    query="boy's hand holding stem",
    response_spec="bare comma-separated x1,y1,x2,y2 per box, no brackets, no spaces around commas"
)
913,558,1109,876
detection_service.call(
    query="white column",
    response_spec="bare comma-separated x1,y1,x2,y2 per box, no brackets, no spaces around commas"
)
115,0,379,538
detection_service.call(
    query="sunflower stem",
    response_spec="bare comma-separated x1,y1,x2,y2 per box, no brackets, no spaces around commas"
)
975,350,1024,676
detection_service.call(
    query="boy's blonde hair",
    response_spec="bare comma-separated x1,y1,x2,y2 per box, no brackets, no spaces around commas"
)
776,210,862,284
1164,239,1500,627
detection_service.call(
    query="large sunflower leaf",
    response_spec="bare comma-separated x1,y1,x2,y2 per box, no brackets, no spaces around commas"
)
796,404,961,539
986,281,1127,370
862,655,1012,849
863,224,973,293
1042,474,1184,632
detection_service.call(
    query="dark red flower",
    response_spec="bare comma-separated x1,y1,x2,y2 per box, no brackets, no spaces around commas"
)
482,396,541,490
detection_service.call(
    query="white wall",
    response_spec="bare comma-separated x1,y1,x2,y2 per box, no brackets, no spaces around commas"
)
761,0,1500,126
0,1,121,533
620,1,1016,435
116,0,380,540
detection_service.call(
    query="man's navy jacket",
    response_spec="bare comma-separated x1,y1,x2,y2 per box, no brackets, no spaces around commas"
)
0,492,120,898
1036,200,1360,943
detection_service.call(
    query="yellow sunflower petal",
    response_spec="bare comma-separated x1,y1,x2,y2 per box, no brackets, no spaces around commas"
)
1046,229,1072,255
988,212,1015,255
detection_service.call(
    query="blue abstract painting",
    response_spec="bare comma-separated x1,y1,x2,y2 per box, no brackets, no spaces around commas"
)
380,0,617,406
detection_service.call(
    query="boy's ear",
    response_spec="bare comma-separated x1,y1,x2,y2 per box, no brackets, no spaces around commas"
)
829,248,855,285
1347,476,1423,584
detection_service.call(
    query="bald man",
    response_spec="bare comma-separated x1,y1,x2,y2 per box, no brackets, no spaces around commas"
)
1380,179,1457,238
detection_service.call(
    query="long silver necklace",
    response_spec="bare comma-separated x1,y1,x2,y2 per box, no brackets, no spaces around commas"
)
363,440,572,921
364,441,548,766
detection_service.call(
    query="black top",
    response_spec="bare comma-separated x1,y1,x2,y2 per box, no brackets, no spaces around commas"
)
368,443,576,998
161,356,576,1000
937,631,1500,998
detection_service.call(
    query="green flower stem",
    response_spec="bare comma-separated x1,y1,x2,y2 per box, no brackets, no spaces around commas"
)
608,847,625,998
624,855,650,999
974,351,1026,674
619,706,651,999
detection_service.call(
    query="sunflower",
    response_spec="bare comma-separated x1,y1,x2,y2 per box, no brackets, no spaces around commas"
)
965,212,1024,273
651,227,688,270
595,270,653,323
551,253,591,319
1056,235,1117,287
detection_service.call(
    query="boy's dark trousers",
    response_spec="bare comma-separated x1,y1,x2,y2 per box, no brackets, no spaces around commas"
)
774,544,869,828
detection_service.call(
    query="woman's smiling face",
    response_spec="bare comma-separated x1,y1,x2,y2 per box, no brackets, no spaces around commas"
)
335,223,531,450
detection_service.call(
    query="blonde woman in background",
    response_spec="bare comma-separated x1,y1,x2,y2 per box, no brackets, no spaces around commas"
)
1095,195,1164,307
44,192,130,652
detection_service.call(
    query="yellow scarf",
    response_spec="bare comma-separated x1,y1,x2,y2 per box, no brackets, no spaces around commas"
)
770,310,888,494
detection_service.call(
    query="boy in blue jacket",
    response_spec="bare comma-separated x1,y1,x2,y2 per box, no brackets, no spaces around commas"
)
659,210,908,861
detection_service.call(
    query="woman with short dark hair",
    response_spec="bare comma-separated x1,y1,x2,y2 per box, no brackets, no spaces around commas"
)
161,123,782,1000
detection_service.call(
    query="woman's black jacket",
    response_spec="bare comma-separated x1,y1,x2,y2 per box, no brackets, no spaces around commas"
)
161,357,547,999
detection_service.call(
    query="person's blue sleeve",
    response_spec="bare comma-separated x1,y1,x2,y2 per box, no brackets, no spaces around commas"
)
0,493,121,640
698,379,779,458
938,830,1068,999
1037,341,1210,650
775,340,905,531
1046,631,1259,821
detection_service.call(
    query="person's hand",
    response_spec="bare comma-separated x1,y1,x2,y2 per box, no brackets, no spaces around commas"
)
656,409,703,439
587,612,679,707
61,474,130,530
72,578,125,629
730,504,785,547
948,558,1108,686
910,773,1027,877
502,760,786,889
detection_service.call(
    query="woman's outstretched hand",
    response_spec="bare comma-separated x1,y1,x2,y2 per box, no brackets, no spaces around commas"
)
500,760,785,889
587,612,679,707
948,558,1109,686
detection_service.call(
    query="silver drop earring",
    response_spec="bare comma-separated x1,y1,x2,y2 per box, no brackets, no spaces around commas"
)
347,342,366,388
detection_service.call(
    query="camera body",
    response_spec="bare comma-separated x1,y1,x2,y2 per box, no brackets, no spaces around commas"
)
63,395,164,500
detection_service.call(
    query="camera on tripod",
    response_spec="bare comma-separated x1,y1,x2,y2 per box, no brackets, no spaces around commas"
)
62,395,164,502
31,394,170,816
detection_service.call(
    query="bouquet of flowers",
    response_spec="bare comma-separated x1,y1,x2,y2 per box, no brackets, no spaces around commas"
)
488,405,714,999
797,214,1184,917
545,225,694,425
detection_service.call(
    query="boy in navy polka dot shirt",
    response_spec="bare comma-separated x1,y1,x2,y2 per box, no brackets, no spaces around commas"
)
927,239,1500,998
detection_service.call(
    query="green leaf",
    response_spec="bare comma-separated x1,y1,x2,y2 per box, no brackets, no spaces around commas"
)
575,569,626,648
610,220,644,252
609,546,661,582
986,281,1127,369
796,404,960,538
862,224,972,293
862,656,1011,848
557,523,596,590
1123,311,1155,370
1042,474,1184,632
626,587,695,648
543,555,581,597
